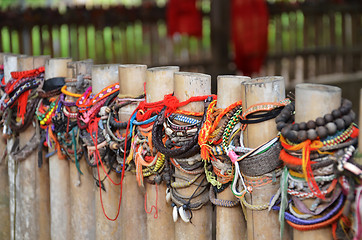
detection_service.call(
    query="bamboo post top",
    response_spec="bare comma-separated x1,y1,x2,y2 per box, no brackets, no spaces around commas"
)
217,75,250,108
242,76,285,103
147,66,179,72
3,54,23,83
17,56,34,71
74,59,93,77
174,72,211,112
33,56,50,68
92,64,119,93
45,58,72,79
119,64,147,97
146,66,178,103
242,76,285,148
295,83,341,123
118,64,147,114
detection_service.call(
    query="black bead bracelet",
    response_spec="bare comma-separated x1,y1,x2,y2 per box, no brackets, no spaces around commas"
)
276,99,355,142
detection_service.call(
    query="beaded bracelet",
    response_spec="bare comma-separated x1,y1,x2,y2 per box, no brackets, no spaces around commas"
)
63,106,78,119
277,99,355,143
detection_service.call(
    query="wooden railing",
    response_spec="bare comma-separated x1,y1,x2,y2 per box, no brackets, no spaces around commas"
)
0,1,361,88
264,2,362,88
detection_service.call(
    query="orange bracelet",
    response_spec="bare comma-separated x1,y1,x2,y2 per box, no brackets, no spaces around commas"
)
61,85,82,98
287,207,343,231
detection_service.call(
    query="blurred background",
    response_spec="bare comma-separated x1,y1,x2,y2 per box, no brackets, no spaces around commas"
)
0,0,361,101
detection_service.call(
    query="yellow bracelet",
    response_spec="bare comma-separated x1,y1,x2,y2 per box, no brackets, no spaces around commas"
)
61,85,82,98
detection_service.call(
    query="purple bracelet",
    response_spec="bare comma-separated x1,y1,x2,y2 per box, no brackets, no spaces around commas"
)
291,187,342,216
272,194,344,225
59,94,77,107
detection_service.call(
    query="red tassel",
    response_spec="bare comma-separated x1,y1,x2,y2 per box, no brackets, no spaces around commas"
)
17,90,30,124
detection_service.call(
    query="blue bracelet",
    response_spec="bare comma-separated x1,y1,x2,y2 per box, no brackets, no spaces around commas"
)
171,114,200,125
128,112,157,137
272,194,344,225
133,115,157,126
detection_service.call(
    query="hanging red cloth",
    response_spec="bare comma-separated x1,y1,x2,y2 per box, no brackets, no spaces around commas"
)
231,0,269,76
166,0,202,38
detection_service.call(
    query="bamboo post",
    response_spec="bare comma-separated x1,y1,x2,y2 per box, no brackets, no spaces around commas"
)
241,76,289,240
145,66,179,240
3,54,24,240
16,56,37,239
118,64,148,240
45,57,72,240
0,53,10,240
173,72,212,240
293,83,341,240
67,60,96,240
33,55,51,240
14,56,50,240
92,64,121,239
216,75,248,240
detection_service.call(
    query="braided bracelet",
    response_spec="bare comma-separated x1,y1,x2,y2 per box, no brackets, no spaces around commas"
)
1,79,40,111
152,98,211,158
240,192,269,211
209,185,239,207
